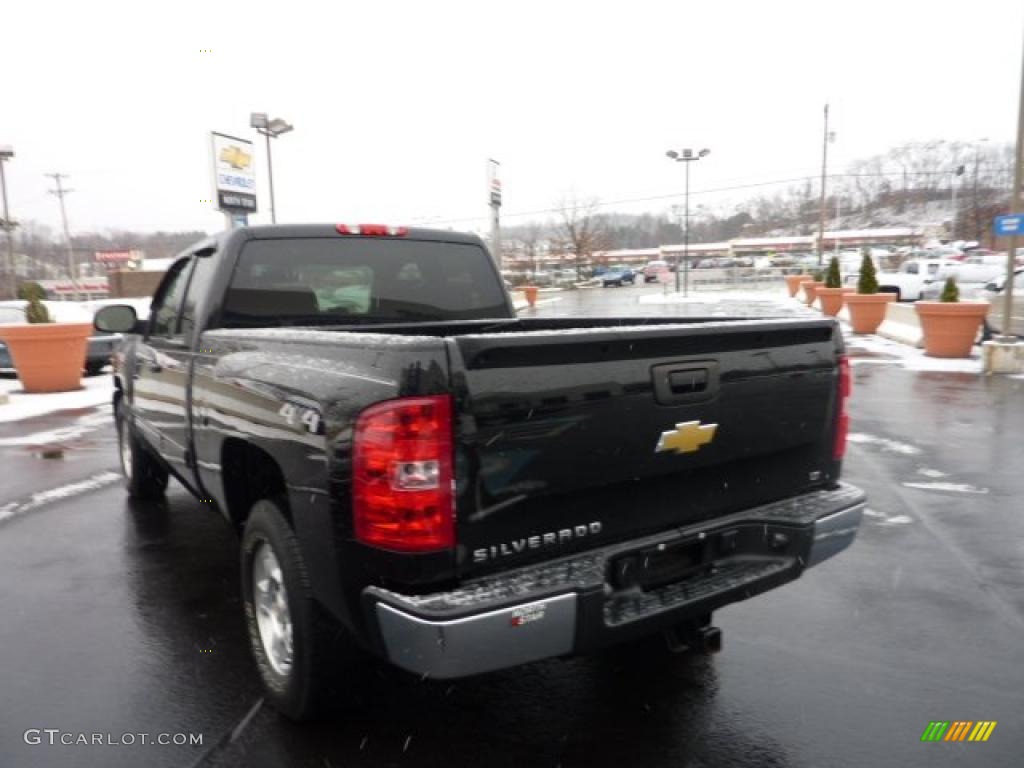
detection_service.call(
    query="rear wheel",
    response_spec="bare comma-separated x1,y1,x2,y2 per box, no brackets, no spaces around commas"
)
241,498,355,721
116,405,168,499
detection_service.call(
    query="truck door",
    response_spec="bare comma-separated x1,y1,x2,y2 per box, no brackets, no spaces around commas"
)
132,256,195,476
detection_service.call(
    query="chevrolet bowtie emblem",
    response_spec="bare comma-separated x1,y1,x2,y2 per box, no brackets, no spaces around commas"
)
655,420,717,454
219,146,252,170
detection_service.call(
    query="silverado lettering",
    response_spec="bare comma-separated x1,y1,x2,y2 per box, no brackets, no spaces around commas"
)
473,521,604,563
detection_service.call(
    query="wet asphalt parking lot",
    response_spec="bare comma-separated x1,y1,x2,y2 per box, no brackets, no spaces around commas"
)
1,281,1022,767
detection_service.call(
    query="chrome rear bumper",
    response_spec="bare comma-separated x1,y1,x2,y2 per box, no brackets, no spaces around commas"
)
368,483,865,678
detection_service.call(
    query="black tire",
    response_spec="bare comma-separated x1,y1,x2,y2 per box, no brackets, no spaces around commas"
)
85,362,107,376
116,405,168,499
241,499,352,721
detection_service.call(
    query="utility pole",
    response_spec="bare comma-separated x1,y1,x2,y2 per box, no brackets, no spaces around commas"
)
951,164,965,240
0,146,16,299
817,103,829,267
1000,25,1024,342
46,173,78,300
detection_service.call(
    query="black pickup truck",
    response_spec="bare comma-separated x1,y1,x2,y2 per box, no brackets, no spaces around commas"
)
95,224,865,720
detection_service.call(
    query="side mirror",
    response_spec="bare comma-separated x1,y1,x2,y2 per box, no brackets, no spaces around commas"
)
94,304,139,333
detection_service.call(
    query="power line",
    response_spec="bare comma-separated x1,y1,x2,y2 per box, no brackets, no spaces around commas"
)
421,169,991,228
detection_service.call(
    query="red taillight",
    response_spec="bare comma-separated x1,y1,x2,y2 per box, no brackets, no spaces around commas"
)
352,395,454,552
834,355,851,460
335,223,408,237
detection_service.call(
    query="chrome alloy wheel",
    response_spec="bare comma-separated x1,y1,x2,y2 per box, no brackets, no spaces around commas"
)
252,541,294,676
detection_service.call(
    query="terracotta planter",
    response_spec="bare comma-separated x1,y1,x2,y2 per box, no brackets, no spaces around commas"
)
0,323,92,393
784,274,811,298
845,293,895,334
524,286,539,307
914,302,989,358
801,281,825,306
815,287,847,316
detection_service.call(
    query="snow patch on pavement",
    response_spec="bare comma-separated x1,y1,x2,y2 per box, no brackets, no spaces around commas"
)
901,481,990,495
843,332,983,374
878,514,914,526
0,406,112,447
863,507,913,526
0,376,114,423
847,432,921,455
917,468,948,479
0,471,121,526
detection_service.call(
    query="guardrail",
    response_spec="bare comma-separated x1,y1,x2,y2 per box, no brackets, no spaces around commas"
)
684,268,790,290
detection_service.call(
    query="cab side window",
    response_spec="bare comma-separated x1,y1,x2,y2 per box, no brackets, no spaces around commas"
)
150,259,192,338
179,251,218,341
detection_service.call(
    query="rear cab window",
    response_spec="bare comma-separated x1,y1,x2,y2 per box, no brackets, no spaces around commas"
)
221,237,509,327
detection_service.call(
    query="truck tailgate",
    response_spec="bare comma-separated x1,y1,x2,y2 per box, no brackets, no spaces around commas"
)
448,318,843,577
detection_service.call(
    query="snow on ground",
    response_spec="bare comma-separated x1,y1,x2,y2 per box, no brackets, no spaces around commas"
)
843,331,984,373
638,288,803,307
0,375,114,424
901,481,990,495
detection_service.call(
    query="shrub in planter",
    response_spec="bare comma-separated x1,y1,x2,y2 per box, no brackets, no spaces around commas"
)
0,282,92,393
816,256,847,316
784,270,811,298
914,277,989,358
845,252,894,334
801,269,826,306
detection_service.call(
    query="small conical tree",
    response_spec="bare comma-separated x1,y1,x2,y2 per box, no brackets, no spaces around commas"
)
857,252,879,294
825,256,842,288
939,277,960,303
17,282,52,324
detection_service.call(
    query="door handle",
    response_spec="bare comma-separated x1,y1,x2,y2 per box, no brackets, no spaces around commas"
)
652,361,720,406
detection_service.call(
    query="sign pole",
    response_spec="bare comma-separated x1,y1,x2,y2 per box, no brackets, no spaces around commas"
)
488,159,502,271
1001,26,1024,341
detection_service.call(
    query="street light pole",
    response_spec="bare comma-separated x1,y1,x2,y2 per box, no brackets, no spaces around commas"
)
684,158,691,296
264,130,276,224
817,103,830,267
666,148,710,296
251,113,293,225
0,146,16,299
1000,26,1024,342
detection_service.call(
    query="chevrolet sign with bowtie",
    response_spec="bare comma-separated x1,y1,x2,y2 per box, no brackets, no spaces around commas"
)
655,420,718,454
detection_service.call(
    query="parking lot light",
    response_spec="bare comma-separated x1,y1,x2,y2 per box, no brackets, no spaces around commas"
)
665,147,711,295
250,113,294,224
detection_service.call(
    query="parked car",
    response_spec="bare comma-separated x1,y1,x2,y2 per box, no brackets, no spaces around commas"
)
0,300,121,375
919,259,1006,300
874,258,961,301
600,266,636,286
95,222,863,721
981,269,1024,337
643,260,670,282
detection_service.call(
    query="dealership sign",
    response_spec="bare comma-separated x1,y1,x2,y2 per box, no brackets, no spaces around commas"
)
211,132,257,213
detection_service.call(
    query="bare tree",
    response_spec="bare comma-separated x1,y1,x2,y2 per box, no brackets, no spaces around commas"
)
553,194,612,280
518,221,546,275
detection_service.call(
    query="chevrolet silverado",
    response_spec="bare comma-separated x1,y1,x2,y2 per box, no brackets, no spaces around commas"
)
94,223,865,720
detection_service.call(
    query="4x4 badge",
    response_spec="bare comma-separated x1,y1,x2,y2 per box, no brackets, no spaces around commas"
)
655,421,717,454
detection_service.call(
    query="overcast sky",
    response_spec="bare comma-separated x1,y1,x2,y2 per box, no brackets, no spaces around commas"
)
2,0,1022,239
